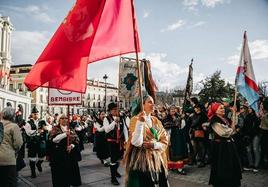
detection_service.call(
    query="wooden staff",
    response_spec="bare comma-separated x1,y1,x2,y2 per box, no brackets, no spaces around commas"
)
67,105,70,147
233,31,246,125
117,56,121,144
131,0,143,112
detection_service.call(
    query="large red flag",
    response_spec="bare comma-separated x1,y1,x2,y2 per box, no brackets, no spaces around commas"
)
24,0,141,93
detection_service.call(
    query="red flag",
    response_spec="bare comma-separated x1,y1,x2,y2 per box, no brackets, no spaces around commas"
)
24,0,141,93
89,0,140,62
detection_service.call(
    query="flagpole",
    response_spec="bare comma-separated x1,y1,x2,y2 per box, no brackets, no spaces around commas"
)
118,56,122,110
67,105,70,147
131,0,143,111
233,31,246,123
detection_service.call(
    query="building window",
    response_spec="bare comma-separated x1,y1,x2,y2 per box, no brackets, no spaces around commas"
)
40,95,43,103
115,97,117,102
98,102,100,108
93,94,95,99
98,95,100,100
93,102,95,108
18,83,22,91
9,84,14,91
110,96,113,102
19,69,30,73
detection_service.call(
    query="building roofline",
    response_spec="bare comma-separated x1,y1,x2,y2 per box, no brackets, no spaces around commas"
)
11,64,32,68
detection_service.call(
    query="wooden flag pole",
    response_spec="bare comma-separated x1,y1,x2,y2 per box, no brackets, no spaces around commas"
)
67,105,70,147
131,0,143,111
117,56,121,144
233,31,246,125
118,56,122,110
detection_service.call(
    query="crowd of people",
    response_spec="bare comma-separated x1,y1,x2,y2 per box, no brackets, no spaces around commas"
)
0,95,268,187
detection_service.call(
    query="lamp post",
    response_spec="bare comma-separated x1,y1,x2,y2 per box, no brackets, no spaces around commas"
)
103,74,108,111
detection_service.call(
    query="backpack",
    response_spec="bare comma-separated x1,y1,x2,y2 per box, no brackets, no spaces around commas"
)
0,122,4,144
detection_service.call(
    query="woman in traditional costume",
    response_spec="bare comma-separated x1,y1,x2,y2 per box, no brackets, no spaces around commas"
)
48,114,82,187
124,95,169,187
163,105,188,175
208,103,242,187
94,110,110,166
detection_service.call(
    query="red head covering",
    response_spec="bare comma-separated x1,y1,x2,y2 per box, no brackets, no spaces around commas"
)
208,102,221,120
72,115,78,121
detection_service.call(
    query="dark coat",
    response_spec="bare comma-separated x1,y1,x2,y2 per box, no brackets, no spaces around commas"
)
48,125,81,187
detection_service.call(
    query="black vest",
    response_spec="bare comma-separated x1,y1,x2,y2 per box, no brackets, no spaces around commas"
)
27,119,37,130
106,115,125,141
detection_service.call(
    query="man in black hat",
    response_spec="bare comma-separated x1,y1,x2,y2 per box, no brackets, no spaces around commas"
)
24,106,45,178
104,102,127,185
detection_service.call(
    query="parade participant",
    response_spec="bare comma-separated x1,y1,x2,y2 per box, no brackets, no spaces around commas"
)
208,103,242,187
190,103,208,168
260,97,268,168
79,115,90,144
15,104,24,125
163,105,188,175
45,115,54,131
71,115,85,151
182,99,195,165
104,102,126,185
241,106,261,172
0,107,23,186
221,98,232,120
17,119,27,172
48,114,81,187
24,107,44,178
230,101,247,169
94,110,110,166
124,95,169,187
53,113,59,124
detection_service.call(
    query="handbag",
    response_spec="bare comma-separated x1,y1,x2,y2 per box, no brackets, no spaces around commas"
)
194,130,205,138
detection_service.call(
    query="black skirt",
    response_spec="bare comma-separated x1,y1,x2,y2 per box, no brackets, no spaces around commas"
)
209,140,242,187
128,166,169,187
169,128,188,161
95,132,110,160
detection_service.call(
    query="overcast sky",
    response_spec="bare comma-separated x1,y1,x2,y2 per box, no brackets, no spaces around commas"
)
0,0,268,91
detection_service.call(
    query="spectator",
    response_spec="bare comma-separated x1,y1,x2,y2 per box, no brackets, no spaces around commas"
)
0,107,23,187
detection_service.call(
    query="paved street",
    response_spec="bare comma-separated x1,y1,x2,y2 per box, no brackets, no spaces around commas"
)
18,144,268,187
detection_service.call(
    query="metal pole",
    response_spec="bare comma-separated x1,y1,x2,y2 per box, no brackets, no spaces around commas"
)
103,74,108,112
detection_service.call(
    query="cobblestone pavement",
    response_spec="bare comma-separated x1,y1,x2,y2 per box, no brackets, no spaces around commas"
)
18,144,268,187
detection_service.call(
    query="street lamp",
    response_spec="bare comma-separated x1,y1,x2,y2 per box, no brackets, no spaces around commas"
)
103,74,108,111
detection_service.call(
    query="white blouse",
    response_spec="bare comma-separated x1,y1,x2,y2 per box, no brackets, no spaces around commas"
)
212,122,236,138
131,114,164,150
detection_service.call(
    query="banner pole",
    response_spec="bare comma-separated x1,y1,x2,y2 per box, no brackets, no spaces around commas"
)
67,105,70,147
131,0,143,111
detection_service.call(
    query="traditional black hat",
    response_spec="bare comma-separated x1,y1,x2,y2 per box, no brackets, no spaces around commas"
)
31,106,39,113
108,102,117,111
